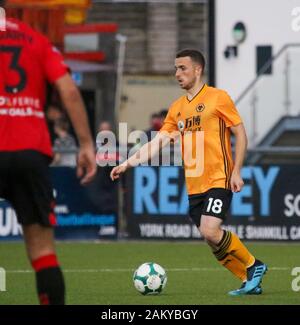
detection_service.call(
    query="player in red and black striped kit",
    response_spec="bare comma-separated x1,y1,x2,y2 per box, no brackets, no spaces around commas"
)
0,1,96,304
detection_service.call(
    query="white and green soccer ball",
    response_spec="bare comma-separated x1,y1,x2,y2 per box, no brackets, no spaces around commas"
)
133,262,167,295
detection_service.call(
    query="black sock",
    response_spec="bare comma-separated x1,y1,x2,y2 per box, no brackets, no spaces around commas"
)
35,267,65,305
247,259,262,269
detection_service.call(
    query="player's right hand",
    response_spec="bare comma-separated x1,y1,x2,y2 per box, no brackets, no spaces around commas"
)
110,163,128,181
77,144,97,185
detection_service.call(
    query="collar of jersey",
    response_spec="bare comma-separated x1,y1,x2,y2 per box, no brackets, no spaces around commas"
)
186,83,207,103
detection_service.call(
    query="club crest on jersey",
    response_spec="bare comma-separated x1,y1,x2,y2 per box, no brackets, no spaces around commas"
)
177,120,184,132
196,103,205,113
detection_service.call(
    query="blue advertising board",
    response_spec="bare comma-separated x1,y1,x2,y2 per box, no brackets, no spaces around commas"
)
125,165,300,241
0,167,118,240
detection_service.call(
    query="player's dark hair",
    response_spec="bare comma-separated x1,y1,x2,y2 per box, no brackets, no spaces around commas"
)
0,1,6,7
176,49,205,72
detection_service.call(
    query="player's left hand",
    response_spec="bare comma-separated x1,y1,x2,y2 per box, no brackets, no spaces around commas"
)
230,171,244,192
77,144,97,185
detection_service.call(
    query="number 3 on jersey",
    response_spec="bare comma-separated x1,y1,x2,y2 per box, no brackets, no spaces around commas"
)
206,198,223,214
0,46,27,93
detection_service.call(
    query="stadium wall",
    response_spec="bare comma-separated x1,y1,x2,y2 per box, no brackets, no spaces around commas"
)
215,0,300,99
87,1,208,74
119,75,183,132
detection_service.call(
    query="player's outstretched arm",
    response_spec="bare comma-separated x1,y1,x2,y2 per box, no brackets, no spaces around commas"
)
55,73,97,185
110,132,172,181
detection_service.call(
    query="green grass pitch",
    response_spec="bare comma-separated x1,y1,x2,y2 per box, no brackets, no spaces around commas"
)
0,241,299,305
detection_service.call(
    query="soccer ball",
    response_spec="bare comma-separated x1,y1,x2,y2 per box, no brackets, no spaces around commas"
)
133,262,167,295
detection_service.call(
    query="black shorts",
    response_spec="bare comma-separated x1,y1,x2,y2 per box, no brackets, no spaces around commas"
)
188,188,233,227
0,150,56,227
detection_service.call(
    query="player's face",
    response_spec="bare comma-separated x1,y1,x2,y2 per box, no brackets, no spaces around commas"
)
175,57,201,90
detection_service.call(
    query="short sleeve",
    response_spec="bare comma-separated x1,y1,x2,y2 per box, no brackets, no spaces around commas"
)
216,91,242,127
42,37,69,83
159,106,178,134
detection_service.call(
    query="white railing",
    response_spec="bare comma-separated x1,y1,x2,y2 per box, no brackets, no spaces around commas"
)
235,44,300,148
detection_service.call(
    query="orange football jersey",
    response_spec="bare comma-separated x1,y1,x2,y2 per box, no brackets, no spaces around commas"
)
160,84,242,195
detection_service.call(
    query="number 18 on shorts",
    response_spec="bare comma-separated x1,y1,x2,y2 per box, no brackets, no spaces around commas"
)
188,188,233,227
